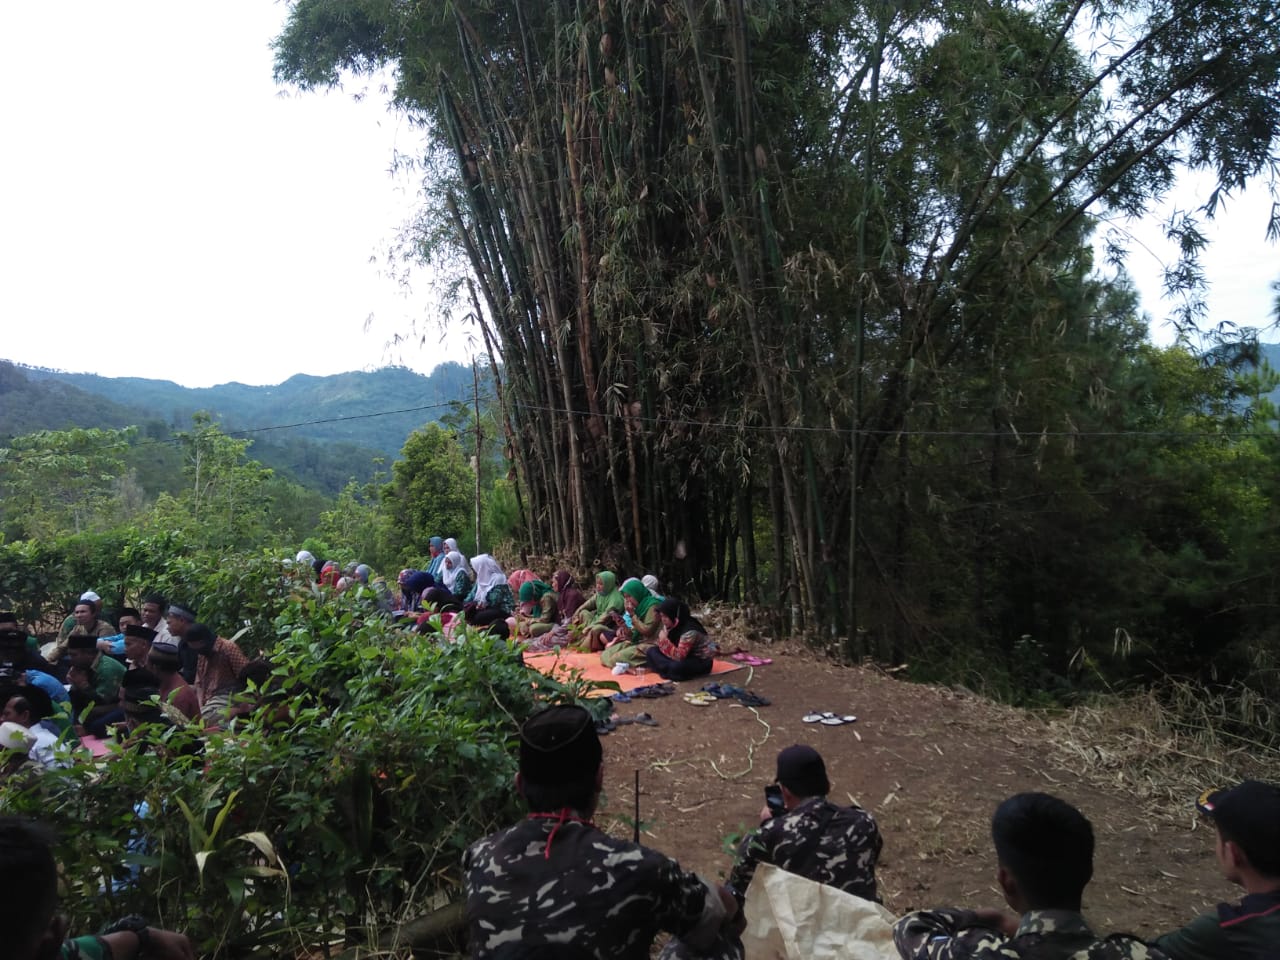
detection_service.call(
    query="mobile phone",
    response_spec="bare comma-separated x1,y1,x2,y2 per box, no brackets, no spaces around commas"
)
764,784,786,817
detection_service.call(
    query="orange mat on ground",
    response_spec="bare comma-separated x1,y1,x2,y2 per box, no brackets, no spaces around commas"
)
524,649,741,696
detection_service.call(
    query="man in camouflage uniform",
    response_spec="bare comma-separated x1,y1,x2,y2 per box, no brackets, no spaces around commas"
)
463,704,738,960
727,743,882,904
1150,779,1280,959
893,792,1166,960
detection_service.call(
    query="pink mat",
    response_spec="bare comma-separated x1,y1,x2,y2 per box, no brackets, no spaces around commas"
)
525,649,740,696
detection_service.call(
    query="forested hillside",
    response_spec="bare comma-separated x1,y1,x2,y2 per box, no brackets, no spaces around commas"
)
15,360,474,458
1,360,480,494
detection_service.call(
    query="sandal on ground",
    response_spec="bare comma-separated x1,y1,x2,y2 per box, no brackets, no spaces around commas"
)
633,712,659,726
734,690,771,707
683,691,716,706
611,691,633,703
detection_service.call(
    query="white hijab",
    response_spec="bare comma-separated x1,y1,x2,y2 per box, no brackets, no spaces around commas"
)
444,537,460,554
470,554,507,603
442,550,469,590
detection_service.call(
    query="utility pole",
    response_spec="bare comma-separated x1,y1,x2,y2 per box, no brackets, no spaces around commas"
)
473,359,483,552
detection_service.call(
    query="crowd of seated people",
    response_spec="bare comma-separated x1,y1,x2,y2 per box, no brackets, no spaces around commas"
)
0,542,1276,960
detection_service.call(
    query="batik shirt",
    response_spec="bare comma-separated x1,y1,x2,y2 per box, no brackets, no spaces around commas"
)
464,815,726,960
728,796,882,903
893,908,1168,960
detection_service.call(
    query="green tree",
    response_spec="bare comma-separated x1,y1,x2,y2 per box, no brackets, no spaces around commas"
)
0,426,137,539
276,0,1280,649
147,413,276,550
382,423,472,559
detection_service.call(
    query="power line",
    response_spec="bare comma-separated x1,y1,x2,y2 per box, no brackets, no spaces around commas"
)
505,397,1276,442
0,396,494,462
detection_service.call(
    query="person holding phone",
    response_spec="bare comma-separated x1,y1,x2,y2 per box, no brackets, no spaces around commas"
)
727,744,882,906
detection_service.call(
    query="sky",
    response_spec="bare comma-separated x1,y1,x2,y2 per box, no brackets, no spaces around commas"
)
0,4,1276,389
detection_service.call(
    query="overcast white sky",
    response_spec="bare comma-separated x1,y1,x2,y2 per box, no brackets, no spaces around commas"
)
0,3,1276,389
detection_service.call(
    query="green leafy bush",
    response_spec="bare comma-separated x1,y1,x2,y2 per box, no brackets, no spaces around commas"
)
2,592,591,957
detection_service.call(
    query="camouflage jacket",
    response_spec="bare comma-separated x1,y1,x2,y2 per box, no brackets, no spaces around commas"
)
464,814,726,960
728,796,882,903
893,908,1168,960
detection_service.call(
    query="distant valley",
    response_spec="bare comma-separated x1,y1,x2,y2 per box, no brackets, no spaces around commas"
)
0,360,476,494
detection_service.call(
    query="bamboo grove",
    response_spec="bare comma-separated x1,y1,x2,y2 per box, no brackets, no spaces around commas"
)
276,0,1280,666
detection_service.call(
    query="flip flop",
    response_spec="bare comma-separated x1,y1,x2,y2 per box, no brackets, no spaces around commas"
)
596,718,617,733
803,711,824,723
683,691,716,706
735,690,771,707
633,712,659,726
611,691,633,703
819,715,846,725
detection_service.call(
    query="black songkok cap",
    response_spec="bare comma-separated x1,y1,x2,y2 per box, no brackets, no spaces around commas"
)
124,624,157,642
67,633,97,651
121,669,162,715
775,744,830,797
0,612,17,623
518,705,603,786
0,628,26,649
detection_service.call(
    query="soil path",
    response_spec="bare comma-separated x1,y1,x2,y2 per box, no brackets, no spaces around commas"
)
590,646,1230,940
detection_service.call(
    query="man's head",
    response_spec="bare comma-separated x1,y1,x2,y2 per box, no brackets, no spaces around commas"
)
516,704,604,814
116,607,141,631
78,590,101,612
120,669,164,730
0,611,18,632
775,745,830,806
166,603,197,637
184,623,216,657
123,624,157,665
66,633,98,669
1201,780,1280,887
2,689,50,729
148,639,182,677
71,602,95,629
0,817,62,960
140,594,166,629
991,792,1093,913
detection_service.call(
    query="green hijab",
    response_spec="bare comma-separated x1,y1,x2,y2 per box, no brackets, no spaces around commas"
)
620,579,660,620
590,571,626,622
519,579,553,603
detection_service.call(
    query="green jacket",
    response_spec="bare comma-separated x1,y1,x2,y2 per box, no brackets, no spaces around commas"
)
1151,890,1280,960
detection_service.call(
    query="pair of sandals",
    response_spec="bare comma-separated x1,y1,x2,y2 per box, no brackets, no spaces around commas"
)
596,712,660,733
613,683,675,703
803,711,857,726
697,683,772,707
729,651,773,666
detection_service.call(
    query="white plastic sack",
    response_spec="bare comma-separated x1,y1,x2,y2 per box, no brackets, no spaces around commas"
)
742,863,899,960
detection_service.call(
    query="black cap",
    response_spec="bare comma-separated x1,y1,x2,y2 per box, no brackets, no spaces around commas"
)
121,669,163,716
775,744,830,797
67,633,97,651
1201,780,1280,875
124,624,157,642
0,628,26,649
519,705,603,786
0,611,17,623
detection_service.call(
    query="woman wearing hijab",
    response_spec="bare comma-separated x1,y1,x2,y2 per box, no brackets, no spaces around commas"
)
600,579,662,669
398,569,436,614
515,579,560,640
569,571,626,652
426,537,447,581
422,551,472,611
644,598,716,680
464,554,515,629
552,570,587,622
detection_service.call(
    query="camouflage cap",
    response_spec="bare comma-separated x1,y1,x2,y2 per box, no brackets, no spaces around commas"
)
519,705,603,786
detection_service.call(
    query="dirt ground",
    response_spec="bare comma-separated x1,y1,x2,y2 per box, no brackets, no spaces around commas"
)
589,643,1238,941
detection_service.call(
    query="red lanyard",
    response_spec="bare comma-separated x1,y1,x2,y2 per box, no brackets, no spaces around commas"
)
527,809,595,859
